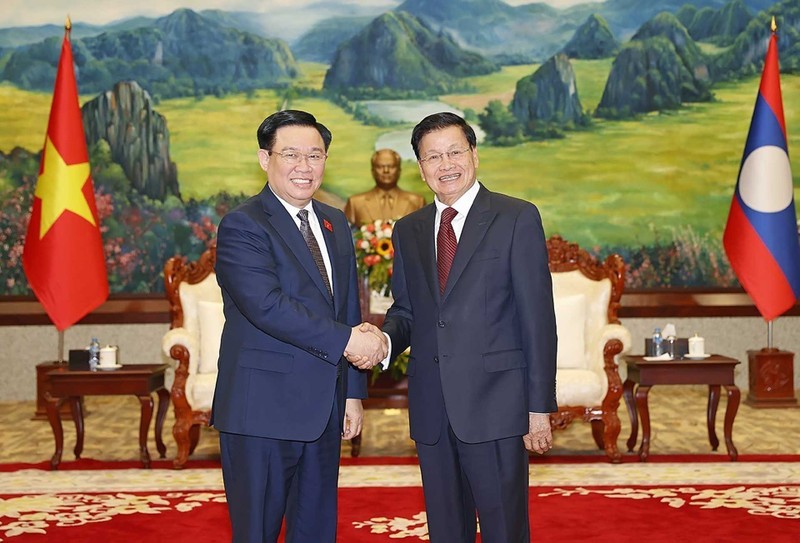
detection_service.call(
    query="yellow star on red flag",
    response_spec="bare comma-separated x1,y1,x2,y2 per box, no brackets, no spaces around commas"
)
22,25,109,331
35,135,94,238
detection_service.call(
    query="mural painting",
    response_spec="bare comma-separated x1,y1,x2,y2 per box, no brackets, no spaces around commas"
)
1,0,798,295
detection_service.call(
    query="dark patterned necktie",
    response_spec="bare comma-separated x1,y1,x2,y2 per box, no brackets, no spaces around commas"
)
437,207,458,295
297,209,333,299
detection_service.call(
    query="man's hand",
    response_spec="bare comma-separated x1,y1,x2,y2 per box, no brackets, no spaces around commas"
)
344,322,388,369
342,398,364,439
523,413,553,454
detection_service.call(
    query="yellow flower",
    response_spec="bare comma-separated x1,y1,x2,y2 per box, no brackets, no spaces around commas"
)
376,238,393,258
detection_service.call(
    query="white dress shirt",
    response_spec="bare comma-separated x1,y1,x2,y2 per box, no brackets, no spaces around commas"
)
270,186,334,292
433,179,481,246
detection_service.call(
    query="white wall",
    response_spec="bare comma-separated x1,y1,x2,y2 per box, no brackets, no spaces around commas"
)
624,316,800,392
0,317,798,401
1,323,169,401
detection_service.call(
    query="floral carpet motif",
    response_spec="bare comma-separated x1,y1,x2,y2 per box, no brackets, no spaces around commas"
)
539,485,800,519
2,462,799,541
1,492,226,540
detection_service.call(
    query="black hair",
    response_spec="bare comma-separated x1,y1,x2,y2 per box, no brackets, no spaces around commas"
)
256,110,332,151
410,112,476,159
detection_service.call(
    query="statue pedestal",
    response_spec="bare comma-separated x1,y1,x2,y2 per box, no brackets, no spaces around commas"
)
745,349,798,408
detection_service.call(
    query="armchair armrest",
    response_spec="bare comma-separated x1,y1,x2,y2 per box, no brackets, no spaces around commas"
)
162,327,200,376
599,323,632,356
585,323,632,373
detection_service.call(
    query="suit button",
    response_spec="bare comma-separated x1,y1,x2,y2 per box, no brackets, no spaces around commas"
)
438,320,446,328
433,356,439,364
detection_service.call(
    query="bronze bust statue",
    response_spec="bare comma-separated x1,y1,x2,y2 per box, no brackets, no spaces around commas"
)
344,149,425,226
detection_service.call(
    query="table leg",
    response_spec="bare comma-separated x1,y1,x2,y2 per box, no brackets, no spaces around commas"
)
45,392,65,470
155,388,169,459
137,394,154,469
70,396,84,459
707,385,721,451
623,379,638,452
723,385,740,461
635,385,652,461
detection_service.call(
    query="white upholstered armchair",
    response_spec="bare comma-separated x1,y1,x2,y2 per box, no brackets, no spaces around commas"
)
162,245,222,468
547,235,632,462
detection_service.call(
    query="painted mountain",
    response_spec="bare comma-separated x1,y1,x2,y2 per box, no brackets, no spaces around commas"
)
1,9,298,99
713,0,800,78
323,11,498,96
677,0,754,45
292,16,376,63
395,0,584,63
562,14,620,59
596,12,712,118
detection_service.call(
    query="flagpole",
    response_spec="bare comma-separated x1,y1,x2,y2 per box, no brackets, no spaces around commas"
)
767,320,773,350
57,330,65,363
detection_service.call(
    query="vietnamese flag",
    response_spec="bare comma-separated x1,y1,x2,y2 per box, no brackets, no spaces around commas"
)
22,20,108,331
723,23,800,322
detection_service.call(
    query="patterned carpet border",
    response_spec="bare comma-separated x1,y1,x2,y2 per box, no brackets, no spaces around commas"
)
1,462,799,494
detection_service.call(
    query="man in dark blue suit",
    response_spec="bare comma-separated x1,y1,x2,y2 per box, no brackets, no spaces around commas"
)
211,110,387,542
380,112,558,542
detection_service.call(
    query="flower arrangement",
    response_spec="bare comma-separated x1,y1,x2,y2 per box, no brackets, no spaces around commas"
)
353,219,395,296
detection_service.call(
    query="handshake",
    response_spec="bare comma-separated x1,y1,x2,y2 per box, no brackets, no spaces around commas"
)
344,322,388,370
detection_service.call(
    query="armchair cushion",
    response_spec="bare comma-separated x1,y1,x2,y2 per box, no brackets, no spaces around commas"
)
555,369,603,406
553,294,586,369
197,300,225,375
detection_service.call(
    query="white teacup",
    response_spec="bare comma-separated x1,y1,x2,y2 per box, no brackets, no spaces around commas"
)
688,335,705,356
99,345,119,367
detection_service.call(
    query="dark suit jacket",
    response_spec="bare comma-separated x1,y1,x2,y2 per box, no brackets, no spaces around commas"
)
383,184,557,445
211,184,366,442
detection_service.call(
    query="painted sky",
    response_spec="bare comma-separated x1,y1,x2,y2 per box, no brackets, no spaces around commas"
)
2,0,589,27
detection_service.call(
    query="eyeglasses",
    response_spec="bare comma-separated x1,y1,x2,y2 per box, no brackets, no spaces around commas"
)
418,148,471,166
268,150,328,165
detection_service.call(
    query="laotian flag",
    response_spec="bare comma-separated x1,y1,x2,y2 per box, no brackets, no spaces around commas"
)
723,30,800,322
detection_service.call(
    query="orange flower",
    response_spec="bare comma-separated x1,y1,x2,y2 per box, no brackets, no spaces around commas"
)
363,254,382,267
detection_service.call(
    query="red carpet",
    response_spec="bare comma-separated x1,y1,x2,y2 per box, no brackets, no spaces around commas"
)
1,458,798,541
2,485,798,542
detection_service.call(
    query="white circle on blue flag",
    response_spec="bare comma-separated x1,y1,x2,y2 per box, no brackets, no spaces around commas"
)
738,145,793,212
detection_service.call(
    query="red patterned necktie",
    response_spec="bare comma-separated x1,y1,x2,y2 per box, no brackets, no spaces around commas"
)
437,207,458,295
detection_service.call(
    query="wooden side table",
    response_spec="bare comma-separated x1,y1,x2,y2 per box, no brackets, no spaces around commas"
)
44,364,170,470
622,355,741,461
34,361,80,420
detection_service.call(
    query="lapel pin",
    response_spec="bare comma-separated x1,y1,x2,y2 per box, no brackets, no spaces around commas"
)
323,219,333,232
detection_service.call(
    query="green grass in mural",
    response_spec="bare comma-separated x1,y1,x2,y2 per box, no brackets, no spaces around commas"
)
155,90,282,199
296,62,329,91
159,92,426,201
441,59,613,113
572,59,614,112
0,84,52,152
2,71,799,249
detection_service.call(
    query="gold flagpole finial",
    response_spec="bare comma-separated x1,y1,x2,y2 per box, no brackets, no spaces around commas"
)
771,15,777,33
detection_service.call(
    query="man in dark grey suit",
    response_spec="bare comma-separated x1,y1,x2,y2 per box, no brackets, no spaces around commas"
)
380,112,557,542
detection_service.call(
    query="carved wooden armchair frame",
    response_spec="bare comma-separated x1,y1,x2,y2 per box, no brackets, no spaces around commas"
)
162,244,217,468
546,235,629,463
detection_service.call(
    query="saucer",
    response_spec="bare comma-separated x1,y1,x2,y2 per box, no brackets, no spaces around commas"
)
97,364,123,370
684,354,711,360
